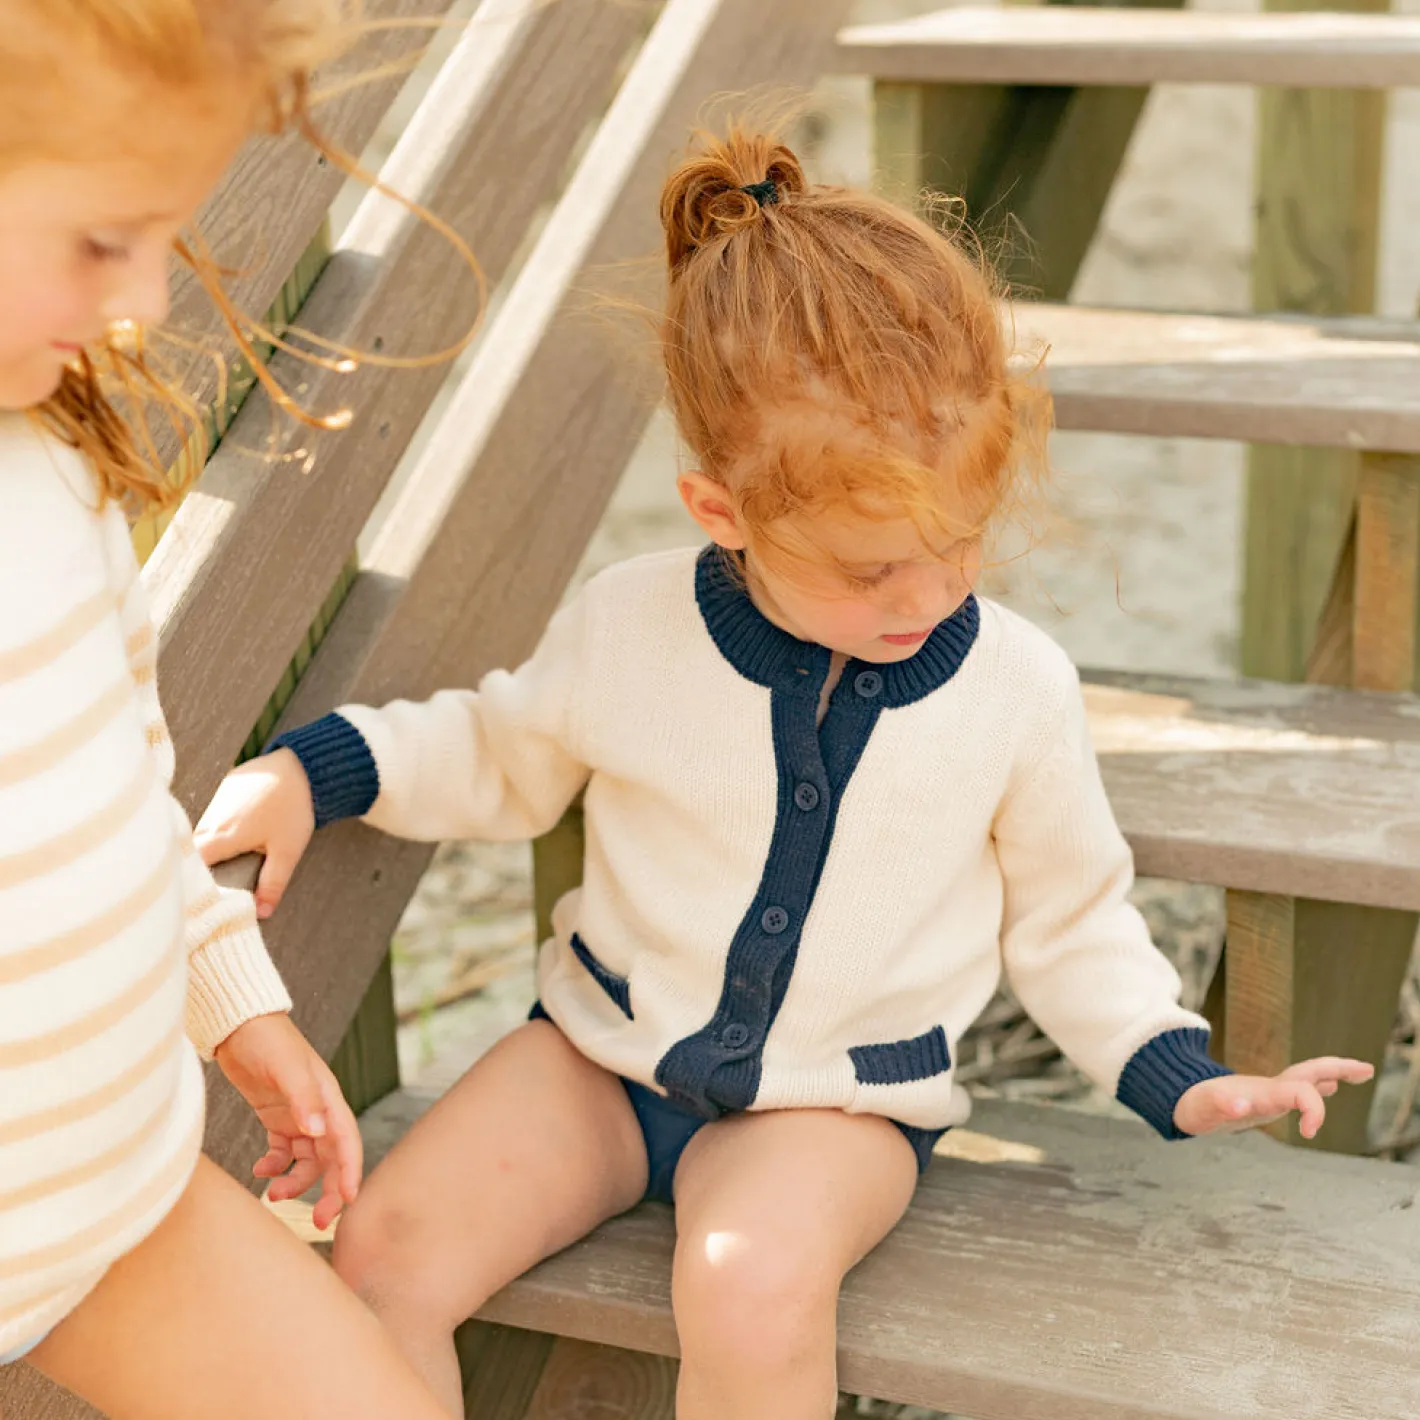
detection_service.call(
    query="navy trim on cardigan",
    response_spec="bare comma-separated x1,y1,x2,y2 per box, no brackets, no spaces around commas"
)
850,1025,951,1086
570,933,634,1020
266,712,379,829
653,658,881,1116
1116,1027,1233,1140
656,549,982,1118
694,546,980,707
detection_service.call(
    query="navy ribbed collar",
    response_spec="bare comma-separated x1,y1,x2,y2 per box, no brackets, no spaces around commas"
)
694,546,980,708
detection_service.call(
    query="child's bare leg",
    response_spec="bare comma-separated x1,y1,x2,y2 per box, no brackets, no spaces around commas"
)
332,1019,648,1416
671,1109,919,1420
26,1155,452,1420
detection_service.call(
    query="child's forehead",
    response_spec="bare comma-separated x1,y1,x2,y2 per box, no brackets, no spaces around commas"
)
8,87,254,228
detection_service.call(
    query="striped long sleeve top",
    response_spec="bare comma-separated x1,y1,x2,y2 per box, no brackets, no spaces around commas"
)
0,416,292,1355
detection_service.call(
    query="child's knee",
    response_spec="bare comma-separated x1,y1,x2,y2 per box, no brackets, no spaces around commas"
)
672,1232,835,1368
333,1191,452,1321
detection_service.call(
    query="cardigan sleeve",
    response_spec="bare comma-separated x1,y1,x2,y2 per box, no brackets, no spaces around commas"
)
270,593,593,845
992,665,1230,1138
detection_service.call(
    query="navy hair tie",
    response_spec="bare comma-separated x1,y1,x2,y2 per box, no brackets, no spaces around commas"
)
741,179,779,207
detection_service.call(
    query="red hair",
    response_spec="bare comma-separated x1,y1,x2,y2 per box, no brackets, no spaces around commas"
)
659,123,1051,575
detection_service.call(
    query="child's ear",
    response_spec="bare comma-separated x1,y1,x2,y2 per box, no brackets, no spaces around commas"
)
678,471,748,550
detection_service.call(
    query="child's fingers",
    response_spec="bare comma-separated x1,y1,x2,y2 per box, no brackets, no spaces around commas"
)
1291,1079,1327,1139
311,1165,347,1232
1284,1056,1375,1087
252,1136,295,1179
266,1156,323,1203
254,845,300,920
320,1082,364,1203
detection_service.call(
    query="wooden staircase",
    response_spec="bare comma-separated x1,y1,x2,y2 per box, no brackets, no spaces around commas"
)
839,4,1420,1162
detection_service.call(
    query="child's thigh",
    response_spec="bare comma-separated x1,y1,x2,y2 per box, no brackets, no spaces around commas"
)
671,1109,918,1325
333,1019,648,1315
27,1156,450,1420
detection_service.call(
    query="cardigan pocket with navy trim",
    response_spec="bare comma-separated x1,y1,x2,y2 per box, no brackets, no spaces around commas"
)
570,933,634,1020
849,1025,951,1086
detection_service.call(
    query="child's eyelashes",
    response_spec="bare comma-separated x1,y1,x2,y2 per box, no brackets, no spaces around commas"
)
845,564,896,590
80,235,132,264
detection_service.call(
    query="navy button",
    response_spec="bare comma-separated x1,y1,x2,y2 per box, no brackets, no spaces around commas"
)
854,670,884,699
794,782,821,812
722,1022,751,1049
761,905,790,935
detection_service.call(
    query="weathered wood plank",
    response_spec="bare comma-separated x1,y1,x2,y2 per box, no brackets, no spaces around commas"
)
1225,892,1414,1150
1354,454,1420,691
326,952,401,1115
1228,31,1400,1157
457,1322,557,1420
871,0,1181,304
274,1088,1420,1418
158,0,452,445
1083,669,1420,911
470,1098,1420,1420
150,0,645,817
1014,303,1420,451
201,0,854,1182
840,7,1420,88
524,1339,676,1420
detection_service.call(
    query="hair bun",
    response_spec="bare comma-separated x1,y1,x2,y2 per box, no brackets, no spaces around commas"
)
661,125,807,269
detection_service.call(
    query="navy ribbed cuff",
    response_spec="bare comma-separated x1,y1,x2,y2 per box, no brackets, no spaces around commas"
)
1117,1027,1233,1140
266,713,379,829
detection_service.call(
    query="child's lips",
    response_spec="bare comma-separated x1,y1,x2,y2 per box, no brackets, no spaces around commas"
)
881,630,930,646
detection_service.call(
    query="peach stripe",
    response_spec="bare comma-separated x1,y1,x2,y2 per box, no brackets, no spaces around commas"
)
0,1118,199,1280
0,948,176,1068
0,763,152,892
0,851,176,985
0,1025,184,1148
0,1098,172,1213
0,678,132,790
0,591,113,686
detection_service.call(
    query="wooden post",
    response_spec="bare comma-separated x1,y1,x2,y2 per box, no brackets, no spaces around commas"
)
326,953,402,1114
873,0,1184,301
1227,1,1414,1154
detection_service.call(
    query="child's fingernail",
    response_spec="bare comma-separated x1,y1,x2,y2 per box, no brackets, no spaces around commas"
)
1231,1099,1249,1116
306,1113,327,1136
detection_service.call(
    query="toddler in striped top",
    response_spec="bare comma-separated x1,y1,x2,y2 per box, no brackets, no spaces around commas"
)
0,4,463,1418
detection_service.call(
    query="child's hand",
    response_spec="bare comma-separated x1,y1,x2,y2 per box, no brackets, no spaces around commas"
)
215,1013,363,1231
196,749,315,918
1174,1056,1375,1140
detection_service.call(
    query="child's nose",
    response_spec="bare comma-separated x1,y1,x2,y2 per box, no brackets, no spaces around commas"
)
103,245,171,330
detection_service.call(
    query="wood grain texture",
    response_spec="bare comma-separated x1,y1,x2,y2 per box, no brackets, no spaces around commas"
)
1354,454,1420,691
525,1339,677,1420
457,1322,557,1419
1015,303,1420,451
149,0,644,819
839,6,1420,88
198,0,854,1184
1225,892,1415,1151
1084,669,1420,909
870,0,1180,304
329,1089,1420,1420
156,0,452,448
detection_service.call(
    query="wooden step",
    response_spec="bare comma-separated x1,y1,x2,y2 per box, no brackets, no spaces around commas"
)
1085,669,1420,911
838,6,1420,88
280,1088,1420,1420
1017,304,1420,452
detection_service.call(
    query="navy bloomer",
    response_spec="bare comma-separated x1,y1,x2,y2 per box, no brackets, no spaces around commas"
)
530,1002,945,1204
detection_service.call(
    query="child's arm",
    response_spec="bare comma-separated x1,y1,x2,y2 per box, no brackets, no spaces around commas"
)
993,664,1371,1140
109,512,360,1227
198,592,594,915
